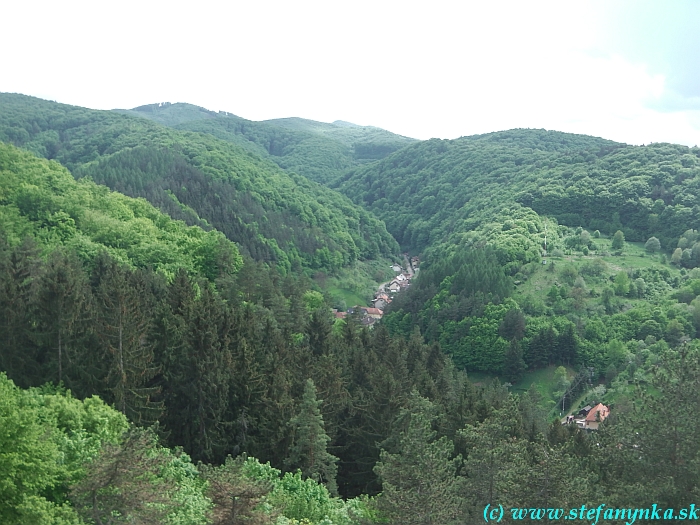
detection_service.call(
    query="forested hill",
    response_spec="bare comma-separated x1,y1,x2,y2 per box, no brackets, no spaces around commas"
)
115,102,417,184
0,94,399,274
333,128,700,255
0,142,241,278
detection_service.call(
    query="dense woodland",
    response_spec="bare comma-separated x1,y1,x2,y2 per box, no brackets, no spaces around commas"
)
0,94,399,275
4,95,700,524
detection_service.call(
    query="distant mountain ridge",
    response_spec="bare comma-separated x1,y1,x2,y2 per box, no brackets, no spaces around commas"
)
114,102,417,183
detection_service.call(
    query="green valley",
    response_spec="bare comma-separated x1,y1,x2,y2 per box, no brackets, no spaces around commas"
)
4,93,700,524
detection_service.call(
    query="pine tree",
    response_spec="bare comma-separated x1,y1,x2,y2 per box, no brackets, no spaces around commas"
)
525,326,556,368
374,393,464,525
199,456,275,525
460,396,527,518
306,307,332,356
558,323,579,365
0,239,41,387
35,249,89,385
503,338,526,384
286,378,339,495
70,428,180,525
157,272,234,462
94,259,161,425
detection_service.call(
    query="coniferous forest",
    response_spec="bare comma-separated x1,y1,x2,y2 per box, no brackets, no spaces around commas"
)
3,94,700,524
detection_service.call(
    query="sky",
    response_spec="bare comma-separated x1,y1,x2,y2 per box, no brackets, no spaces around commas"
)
2,0,700,146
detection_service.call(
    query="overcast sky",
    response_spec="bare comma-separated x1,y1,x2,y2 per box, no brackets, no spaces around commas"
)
3,0,699,145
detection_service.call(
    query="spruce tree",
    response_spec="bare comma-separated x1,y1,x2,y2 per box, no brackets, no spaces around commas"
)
94,259,161,425
157,272,234,462
285,378,339,495
460,396,527,517
0,239,41,387
35,249,89,385
374,393,464,525
503,338,526,384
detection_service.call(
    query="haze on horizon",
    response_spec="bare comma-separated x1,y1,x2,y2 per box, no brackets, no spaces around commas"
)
2,0,699,147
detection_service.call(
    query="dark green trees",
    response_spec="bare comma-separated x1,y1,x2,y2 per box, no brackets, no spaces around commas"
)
285,379,339,495
35,249,90,384
93,259,161,425
156,270,234,462
374,394,464,525
503,339,526,384
0,239,41,387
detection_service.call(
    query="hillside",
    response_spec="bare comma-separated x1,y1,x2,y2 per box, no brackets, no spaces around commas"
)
333,129,700,260
115,102,417,184
0,94,399,273
0,142,241,278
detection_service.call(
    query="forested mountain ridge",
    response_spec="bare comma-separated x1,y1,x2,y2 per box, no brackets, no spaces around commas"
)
0,93,399,274
115,102,417,184
333,128,700,257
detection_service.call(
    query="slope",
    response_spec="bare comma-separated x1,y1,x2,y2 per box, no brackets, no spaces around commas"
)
0,141,241,278
333,128,700,259
0,93,398,274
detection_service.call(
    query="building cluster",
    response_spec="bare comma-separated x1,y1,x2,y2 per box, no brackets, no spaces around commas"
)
332,256,419,328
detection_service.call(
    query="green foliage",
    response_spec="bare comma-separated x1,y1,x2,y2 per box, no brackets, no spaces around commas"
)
374,394,464,524
502,339,526,384
0,373,74,524
0,94,399,273
645,236,661,253
286,379,339,495
0,141,242,278
117,103,416,184
611,229,625,250
70,427,211,525
614,271,631,296
241,457,361,525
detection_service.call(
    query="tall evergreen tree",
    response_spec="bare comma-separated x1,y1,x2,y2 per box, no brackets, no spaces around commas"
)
502,338,526,384
157,272,234,462
459,396,527,518
94,258,161,425
374,393,464,525
0,239,41,387
35,249,89,385
285,378,339,495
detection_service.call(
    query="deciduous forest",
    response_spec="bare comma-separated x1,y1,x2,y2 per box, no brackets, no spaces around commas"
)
3,94,700,524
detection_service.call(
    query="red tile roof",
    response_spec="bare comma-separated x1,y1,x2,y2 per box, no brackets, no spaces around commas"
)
585,403,609,422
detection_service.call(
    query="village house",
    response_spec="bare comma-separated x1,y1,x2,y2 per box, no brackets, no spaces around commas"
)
373,294,390,310
362,307,383,320
361,316,376,328
583,403,610,430
569,402,610,430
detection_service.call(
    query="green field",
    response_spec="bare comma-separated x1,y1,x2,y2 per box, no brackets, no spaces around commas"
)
320,257,399,309
468,365,575,407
